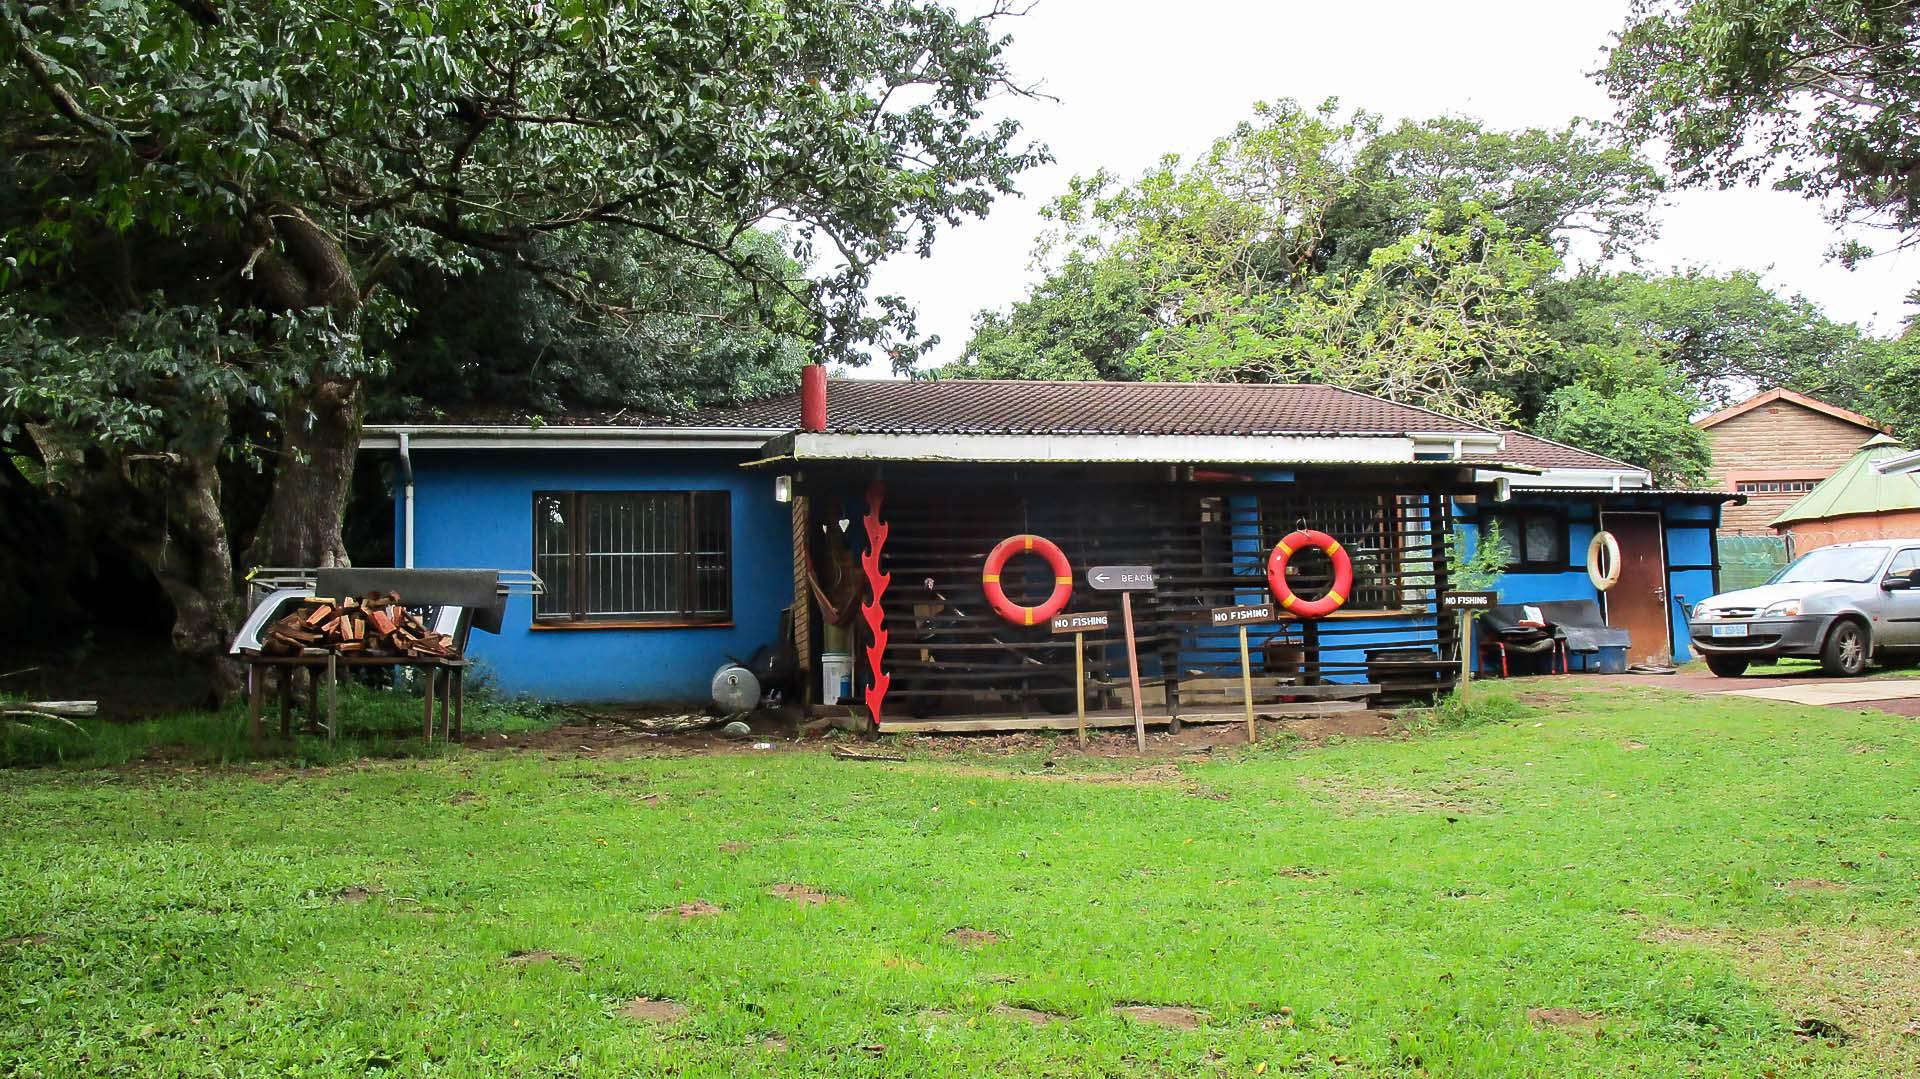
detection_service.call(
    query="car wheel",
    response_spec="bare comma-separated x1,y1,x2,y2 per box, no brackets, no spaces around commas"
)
1821,620,1870,677
1705,655,1749,678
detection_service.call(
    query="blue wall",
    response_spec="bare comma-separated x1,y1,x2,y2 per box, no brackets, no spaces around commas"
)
1456,493,1723,666
402,449,791,702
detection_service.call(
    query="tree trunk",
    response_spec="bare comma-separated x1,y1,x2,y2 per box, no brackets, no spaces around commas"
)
245,375,363,569
242,205,368,572
29,404,242,707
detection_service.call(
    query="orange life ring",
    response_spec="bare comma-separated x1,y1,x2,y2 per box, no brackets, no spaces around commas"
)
982,533,1074,626
1266,529,1354,619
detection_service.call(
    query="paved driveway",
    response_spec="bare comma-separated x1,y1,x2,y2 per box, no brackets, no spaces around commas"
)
1559,668,1920,716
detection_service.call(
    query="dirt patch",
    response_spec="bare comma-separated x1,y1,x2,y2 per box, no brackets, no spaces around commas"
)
1647,924,1920,1064
1276,866,1325,879
484,713,806,760
1527,1007,1603,1030
993,1003,1065,1026
718,841,749,853
1514,691,1576,708
946,928,1003,948
1621,740,1648,752
1780,878,1848,892
1298,775,1485,815
1287,712,1396,742
332,885,382,904
664,900,723,919
769,883,839,905
761,1036,789,1053
1112,1004,1207,1029
448,790,484,805
506,949,582,970
618,997,688,1024
0,933,51,948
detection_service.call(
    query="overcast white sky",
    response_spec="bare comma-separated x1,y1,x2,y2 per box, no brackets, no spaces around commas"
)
868,0,1918,371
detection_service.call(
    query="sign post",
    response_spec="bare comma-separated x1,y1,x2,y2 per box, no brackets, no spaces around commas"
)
1088,566,1156,751
1439,591,1497,701
1050,610,1112,746
1210,602,1275,743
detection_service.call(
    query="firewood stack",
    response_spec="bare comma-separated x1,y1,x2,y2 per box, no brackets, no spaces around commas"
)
256,592,461,660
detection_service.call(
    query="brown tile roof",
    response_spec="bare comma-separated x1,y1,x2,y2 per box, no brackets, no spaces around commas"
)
1492,431,1640,471
678,379,1498,436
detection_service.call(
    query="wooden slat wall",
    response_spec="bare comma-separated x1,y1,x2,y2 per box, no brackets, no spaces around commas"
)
852,472,1460,718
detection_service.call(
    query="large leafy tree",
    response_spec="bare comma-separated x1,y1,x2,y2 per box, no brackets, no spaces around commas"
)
1,0,1040,696
1603,0,1920,259
1535,350,1716,485
1532,269,1877,409
373,228,813,421
943,101,1637,423
1319,116,1661,274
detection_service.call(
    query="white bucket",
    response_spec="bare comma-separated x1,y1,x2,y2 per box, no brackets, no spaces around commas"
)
820,652,852,705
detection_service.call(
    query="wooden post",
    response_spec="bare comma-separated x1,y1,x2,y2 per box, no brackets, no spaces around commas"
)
1121,591,1146,752
1074,631,1087,748
1238,624,1256,744
1457,608,1472,702
421,667,437,742
247,663,263,750
278,669,293,739
452,667,464,742
326,652,338,745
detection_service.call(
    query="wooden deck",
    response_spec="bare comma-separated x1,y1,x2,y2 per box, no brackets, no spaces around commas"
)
879,698,1368,734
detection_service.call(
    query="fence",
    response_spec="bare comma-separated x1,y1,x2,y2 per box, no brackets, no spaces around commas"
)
1716,532,1789,592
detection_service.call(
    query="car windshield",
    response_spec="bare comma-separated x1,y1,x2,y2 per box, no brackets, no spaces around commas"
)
1769,546,1888,585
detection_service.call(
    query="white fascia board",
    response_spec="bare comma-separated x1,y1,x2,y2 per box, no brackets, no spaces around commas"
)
1410,431,1506,457
783,432,1418,464
358,424,782,452
1481,466,1652,490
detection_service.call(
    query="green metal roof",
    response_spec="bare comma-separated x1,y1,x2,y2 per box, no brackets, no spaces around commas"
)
1771,433,1920,525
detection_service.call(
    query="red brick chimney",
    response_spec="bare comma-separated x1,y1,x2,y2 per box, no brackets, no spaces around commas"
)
801,364,827,432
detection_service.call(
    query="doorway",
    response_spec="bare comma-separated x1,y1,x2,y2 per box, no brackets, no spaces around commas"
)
1602,511,1672,667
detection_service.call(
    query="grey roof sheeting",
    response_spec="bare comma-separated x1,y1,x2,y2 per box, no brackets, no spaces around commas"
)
677,379,1501,437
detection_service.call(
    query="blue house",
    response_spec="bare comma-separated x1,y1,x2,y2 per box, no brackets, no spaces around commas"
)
360,380,1733,721
1459,431,1737,671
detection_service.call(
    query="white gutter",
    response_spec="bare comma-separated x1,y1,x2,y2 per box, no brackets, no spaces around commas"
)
1480,465,1652,490
1410,431,1504,458
359,424,784,451
398,432,414,569
1873,449,1920,476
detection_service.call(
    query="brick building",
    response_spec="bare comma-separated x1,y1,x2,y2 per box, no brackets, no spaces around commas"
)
1695,388,1889,535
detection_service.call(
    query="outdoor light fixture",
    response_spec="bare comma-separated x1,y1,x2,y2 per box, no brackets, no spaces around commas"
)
774,475,793,503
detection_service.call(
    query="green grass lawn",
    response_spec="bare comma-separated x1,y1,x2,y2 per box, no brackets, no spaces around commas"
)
3,682,1918,1077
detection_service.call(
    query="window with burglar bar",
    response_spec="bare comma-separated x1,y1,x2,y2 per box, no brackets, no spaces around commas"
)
532,491,731,624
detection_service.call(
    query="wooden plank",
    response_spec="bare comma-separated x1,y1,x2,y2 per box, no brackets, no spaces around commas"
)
1176,681,1379,701
881,701,1368,734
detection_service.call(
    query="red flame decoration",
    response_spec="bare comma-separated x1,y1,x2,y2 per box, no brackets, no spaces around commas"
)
859,480,890,729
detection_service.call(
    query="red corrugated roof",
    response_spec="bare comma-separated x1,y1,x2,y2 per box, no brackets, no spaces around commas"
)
678,379,1499,436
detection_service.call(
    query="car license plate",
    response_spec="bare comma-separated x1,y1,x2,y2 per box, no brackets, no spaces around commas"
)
1711,624,1749,638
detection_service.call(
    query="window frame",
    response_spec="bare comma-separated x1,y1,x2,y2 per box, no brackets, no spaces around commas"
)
1478,508,1568,574
530,489,733,629
1254,493,1410,612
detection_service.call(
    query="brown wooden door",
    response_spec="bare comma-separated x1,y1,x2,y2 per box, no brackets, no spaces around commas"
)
1603,512,1671,667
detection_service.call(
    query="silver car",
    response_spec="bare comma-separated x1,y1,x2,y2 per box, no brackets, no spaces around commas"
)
1689,540,1920,678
